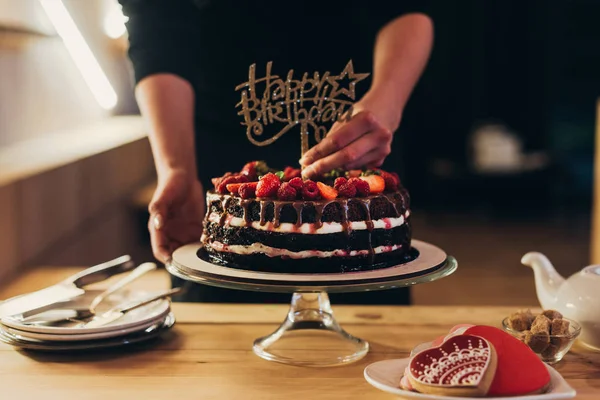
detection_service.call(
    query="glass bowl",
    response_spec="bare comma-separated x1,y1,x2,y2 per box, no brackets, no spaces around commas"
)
501,316,581,364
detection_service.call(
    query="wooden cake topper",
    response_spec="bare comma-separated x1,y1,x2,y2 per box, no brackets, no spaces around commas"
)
235,60,370,157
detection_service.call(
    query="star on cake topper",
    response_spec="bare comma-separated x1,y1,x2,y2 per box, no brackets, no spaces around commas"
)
235,60,370,157
326,61,370,100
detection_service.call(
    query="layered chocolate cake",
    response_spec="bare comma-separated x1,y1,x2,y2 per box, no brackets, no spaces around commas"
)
200,161,413,273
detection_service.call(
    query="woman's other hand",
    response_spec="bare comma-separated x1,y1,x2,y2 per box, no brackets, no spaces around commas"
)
148,168,205,263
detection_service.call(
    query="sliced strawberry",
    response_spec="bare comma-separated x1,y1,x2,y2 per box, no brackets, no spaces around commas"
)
226,183,243,194
346,170,362,178
238,182,258,198
256,173,281,198
360,175,385,193
317,182,338,200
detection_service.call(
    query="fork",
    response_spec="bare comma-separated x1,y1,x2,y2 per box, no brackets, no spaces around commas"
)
22,262,157,325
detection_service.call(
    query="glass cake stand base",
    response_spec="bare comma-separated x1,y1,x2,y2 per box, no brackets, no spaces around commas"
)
166,240,457,367
252,292,368,366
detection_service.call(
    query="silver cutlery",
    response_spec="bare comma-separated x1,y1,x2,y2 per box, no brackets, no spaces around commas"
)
0,255,135,319
20,262,157,325
81,287,181,328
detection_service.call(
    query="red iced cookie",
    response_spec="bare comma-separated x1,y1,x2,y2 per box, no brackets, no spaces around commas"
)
464,325,551,396
408,334,497,397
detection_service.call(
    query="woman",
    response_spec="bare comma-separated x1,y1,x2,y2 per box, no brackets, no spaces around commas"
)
119,0,433,303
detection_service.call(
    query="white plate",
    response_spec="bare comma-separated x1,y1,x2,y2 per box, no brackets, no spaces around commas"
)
364,358,576,400
0,290,171,335
0,313,176,352
2,311,169,341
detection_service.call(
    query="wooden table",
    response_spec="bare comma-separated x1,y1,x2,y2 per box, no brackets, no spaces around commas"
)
0,302,598,399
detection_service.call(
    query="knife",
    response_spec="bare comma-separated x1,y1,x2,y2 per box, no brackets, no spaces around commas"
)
82,287,181,329
0,255,135,319
19,262,158,325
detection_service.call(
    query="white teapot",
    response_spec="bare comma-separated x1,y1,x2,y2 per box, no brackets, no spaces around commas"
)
522,252,600,350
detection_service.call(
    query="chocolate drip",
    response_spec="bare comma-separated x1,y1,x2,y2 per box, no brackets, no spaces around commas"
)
384,193,400,218
340,199,350,236
273,201,283,228
259,201,268,226
293,202,303,227
219,197,232,226
313,202,328,229
362,199,375,264
241,200,251,227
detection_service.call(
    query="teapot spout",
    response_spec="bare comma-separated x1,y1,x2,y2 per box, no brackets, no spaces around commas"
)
521,252,565,309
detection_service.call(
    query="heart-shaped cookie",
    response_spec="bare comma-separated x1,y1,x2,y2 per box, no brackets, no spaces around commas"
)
408,334,498,397
464,326,551,396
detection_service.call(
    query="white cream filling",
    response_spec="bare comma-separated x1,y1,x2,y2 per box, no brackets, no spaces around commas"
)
207,211,409,234
209,241,403,259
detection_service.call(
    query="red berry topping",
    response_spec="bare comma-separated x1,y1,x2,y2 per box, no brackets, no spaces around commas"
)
360,175,385,193
277,182,297,201
349,177,370,197
346,170,362,178
256,173,281,198
316,182,338,200
217,175,240,194
283,166,301,181
226,183,243,194
238,182,258,199
301,180,321,200
334,177,347,190
337,182,357,198
288,177,304,192
240,161,258,181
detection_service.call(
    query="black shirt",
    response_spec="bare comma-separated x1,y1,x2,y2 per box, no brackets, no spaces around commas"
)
119,0,430,188
119,0,430,304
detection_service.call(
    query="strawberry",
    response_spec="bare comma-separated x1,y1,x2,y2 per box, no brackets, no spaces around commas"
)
334,177,347,190
301,180,321,200
277,182,297,201
283,166,301,181
217,175,240,194
288,177,304,192
346,170,362,178
256,173,281,198
212,172,233,190
337,182,357,198
238,182,258,199
226,183,243,194
348,177,370,197
317,182,338,200
241,160,268,181
359,175,385,193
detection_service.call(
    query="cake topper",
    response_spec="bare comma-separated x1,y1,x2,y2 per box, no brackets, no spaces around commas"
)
235,60,370,157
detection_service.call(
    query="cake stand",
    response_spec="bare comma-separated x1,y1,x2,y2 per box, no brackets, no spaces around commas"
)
166,239,457,367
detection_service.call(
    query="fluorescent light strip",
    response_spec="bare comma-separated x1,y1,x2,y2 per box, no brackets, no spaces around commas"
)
39,0,118,110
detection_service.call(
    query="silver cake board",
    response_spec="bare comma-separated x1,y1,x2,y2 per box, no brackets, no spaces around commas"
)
166,239,457,367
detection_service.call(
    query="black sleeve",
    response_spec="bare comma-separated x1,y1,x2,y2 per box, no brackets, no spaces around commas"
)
118,0,200,85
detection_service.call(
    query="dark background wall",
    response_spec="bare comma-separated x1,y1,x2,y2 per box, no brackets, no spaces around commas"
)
390,0,600,215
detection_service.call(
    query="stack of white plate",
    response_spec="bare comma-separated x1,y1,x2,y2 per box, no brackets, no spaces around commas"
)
0,290,175,352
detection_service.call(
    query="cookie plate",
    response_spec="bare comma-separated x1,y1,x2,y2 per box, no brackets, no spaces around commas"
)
364,358,576,400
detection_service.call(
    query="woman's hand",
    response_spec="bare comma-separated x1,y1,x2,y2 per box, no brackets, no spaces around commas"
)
148,168,205,263
299,91,402,178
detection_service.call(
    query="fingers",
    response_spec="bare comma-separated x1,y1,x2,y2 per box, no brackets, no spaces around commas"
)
148,217,171,263
302,127,392,179
300,111,377,167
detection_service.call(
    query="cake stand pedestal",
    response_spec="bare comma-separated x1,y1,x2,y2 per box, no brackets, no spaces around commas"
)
166,240,457,367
